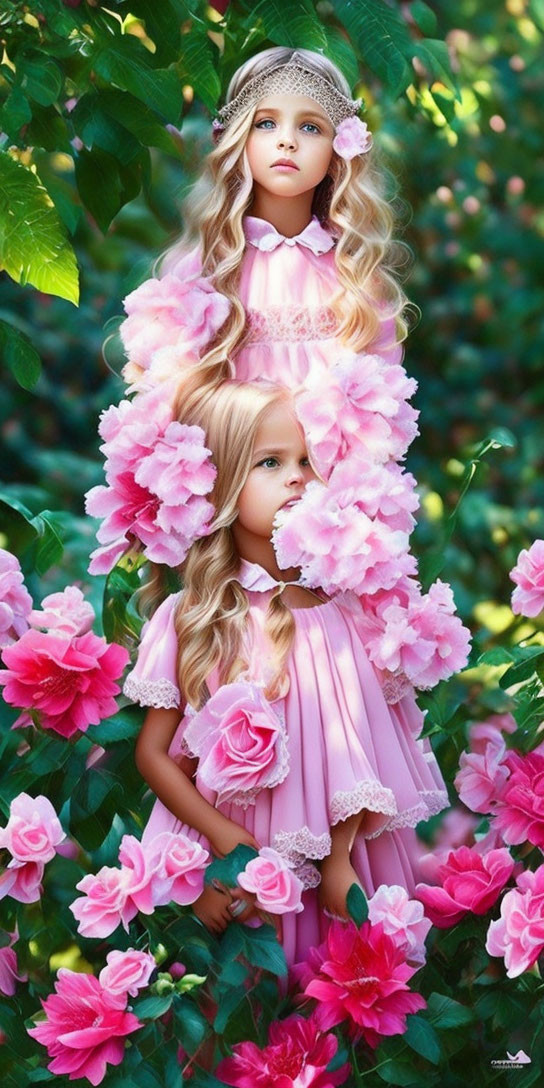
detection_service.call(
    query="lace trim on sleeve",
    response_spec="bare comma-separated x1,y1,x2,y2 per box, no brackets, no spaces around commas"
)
363,789,450,838
329,780,398,826
123,673,180,710
272,827,331,863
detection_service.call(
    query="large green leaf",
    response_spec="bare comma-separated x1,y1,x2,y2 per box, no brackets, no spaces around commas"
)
74,148,123,233
93,43,184,123
0,319,41,390
178,26,222,111
0,152,79,304
332,0,413,96
17,53,63,107
245,0,327,50
404,1014,442,1064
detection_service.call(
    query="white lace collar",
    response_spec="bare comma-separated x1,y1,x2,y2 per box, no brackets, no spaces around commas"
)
243,214,335,256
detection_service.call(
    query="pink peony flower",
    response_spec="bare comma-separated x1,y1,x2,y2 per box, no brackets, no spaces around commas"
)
27,968,142,1085
70,866,137,938
327,454,419,534
414,844,516,928
0,629,129,738
0,793,65,864
510,539,544,616
29,585,95,638
237,848,304,915
0,932,26,996
367,885,431,966
0,860,44,904
85,386,216,574
299,919,426,1046
120,270,231,384
98,949,156,1006
0,548,32,648
486,865,544,978
454,741,510,814
332,116,373,159
183,683,289,806
468,713,517,754
215,1013,350,1088
491,748,544,848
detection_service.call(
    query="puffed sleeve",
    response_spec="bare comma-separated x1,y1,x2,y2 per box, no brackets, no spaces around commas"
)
123,592,182,710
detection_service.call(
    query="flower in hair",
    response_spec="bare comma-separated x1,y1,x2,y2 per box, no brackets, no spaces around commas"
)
332,116,373,160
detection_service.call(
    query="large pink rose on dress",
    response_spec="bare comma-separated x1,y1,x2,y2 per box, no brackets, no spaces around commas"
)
183,683,289,806
0,629,128,738
27,968,142,1085
509,539,544,617
237,848,304,915
215,1013,350,1088
486,865,544,978
491,748,544,848
414,844,516,928
0,548,32,648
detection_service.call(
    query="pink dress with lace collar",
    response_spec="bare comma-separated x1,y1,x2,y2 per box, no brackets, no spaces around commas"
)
124,559,447,966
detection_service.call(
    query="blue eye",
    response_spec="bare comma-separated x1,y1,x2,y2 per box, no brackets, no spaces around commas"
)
302,122,321,134
258,457,279,468
255,119,275,129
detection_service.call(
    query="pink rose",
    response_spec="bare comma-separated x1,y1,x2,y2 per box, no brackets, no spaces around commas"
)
29,585,95,638
216,1013,350,1088
491,748,544,848
0,629,129,738
332,116,373,159
486,865,544,978
414,844,516,928
468,713,517,754
237,847,304,915
454,741,510,814
0,860,44,904
27,968,141,1085
99,949,156,1006
0,548,32,648
150,832,209,906
70,866,137,938
183,683,289,805
510,539,544,616
368,884,431,966
0,932,26,995
0,793,65,864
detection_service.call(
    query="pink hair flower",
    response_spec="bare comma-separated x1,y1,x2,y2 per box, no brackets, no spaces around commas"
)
333,117,373,159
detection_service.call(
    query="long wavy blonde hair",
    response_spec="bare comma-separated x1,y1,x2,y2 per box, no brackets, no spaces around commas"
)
143,376,300,709
160,46,413,392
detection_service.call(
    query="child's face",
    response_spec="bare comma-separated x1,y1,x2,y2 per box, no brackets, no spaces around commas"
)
245,93,334,200
235,401,317,542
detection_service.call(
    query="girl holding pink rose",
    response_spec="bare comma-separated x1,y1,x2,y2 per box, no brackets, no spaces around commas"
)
125,378,449,965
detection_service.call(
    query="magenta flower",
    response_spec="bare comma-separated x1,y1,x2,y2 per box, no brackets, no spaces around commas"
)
0,629,129,738
299,920,425,1046
332,116,373,159
486,865,544,978
0,548,32,648
510,539,544,617
367,885,431,966
183,682,289,806
238,848,304,915
414,844,516,928
216,1013,350,1088
491,748,544,848
454,741,510,814
27,968,142,1085
29,585,95,638
98,949,156,1006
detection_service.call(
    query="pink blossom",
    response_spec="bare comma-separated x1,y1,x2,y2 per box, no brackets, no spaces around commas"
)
183,683,289,805
510,539,544,616
414,844,516,928
129,831,209,907
0,932,26,996
70,866,137,938
367,885,431,966
454,741,510,814
29,585,95,638
468,713,517,754
328,454,419,534
215,1013,350,1088
432,807,479,852
332,116,373,159
491,748,544,848
486,865,544,978
98,949,156,1006
0,629,129,738
237,848,304,915
0,793,65,863
299,919,425,1046
0,548,32,648
27,968,141,1085
0,860,44,904
85,387,216,573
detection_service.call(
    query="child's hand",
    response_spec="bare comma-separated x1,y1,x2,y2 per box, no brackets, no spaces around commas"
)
207,819,260,859
191,880,237,936
318,854,363,922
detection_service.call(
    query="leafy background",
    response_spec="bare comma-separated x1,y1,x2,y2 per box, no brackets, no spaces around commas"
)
1,0,544,1085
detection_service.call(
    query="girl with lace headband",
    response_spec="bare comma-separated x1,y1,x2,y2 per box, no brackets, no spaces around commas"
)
123,377,450,964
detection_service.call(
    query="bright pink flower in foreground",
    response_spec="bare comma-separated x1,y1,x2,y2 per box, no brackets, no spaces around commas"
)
491,748,544,848
510,539,544,617
368,885,431,966
486,865,544,978
454,741,510,814
27,968,141,1085
0,548,32,648
216,1013,350,1088
238,848,304,915
29,585,95,638
0,793,65,864
414,845,516,928
0,629,128,737
0,932,26,996
299,920,425,1046
98,949,156,1006
183,683,289,805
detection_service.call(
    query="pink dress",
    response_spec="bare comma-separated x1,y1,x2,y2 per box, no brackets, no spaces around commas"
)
124,558,448,967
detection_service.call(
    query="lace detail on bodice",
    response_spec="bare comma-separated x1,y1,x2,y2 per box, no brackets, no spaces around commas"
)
329,779,397,826
380,670,413,705
245,305,337,344
124,674,180,710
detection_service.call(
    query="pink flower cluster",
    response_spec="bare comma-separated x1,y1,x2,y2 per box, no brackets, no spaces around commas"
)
0,794,65,904
27,952,153,1085
183,682,289,806
0,548,32,648
414,844,517,928
216,1013,350,1088
70,831,209,937
120,263,231,388
85,385,216,573
510,539,544,617
486,864,544,978
237,847,304,915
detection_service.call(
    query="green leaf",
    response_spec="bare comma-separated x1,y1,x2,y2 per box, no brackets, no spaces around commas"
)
426,992,474,1028
213,987,246,1033
72,94,142,165
477,647,515,667
376,1059,421,1085
410,1,437,36
404,1014,442,1064
0,152,79,304
178,26,222,111
103,558,145,645
346,882,368,926
247,0,327,50
172,993,208,1051
204,844,258,887
1,86,32,140
94,44,184,124
86,711,142,747
71,768,122,819
31,511,64,574
323,27,360,89
87,90,181,154
242,923,287,976
74,148,123,233
133,993,173,1019
0,319,41,389
413,39,460,99
332,0,413,96
499,647,544,689
18,54,63,107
